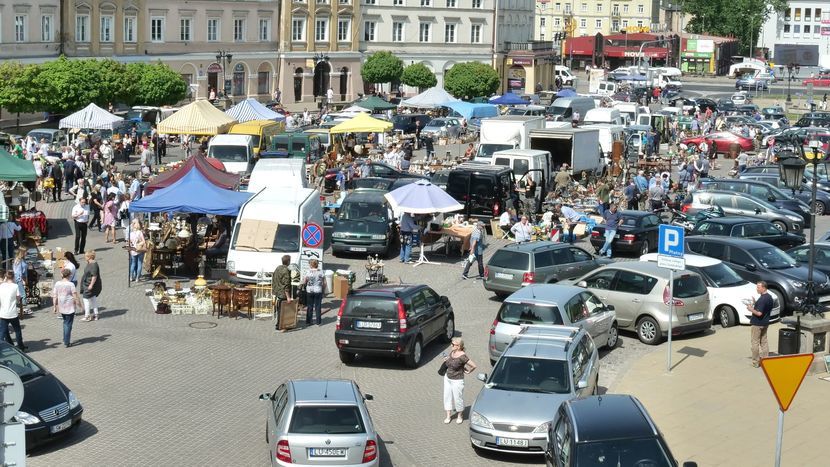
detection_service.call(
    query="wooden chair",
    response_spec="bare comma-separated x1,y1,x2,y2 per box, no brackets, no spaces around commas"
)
232,287,253,320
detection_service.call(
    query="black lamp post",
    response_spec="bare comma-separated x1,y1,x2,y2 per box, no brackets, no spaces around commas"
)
216,50,233,96
786,62,794,104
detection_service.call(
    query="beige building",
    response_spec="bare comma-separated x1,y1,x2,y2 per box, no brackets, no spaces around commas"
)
0,0,62,61
535,0,657,41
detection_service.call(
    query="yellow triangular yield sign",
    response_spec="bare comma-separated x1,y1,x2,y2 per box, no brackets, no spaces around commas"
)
760,354,814,412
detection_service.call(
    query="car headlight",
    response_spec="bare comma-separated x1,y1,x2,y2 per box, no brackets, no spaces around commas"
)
470,411,494,429
226,261,235,272
332,232,345,238
15,411,40,425
791,280,806,288
68,391,80,410
533,422,550,433
370,234,386,240
786,215,802,222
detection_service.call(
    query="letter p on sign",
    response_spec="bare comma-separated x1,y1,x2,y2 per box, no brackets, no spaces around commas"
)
658,225,685,258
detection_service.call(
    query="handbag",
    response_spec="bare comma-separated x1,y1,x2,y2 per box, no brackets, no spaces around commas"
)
437,361,448,376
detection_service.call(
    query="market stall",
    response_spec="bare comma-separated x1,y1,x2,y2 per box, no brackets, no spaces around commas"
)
328,113,393,134
400,87,459,109
442,102,499,121
157,99,237,136
0,151,45,241
58,103,124,130
143,155,240,196
488,93,529,106
225,98,286,123
353,95,397,112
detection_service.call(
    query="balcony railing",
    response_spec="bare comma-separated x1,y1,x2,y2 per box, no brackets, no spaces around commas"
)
505,41,557,51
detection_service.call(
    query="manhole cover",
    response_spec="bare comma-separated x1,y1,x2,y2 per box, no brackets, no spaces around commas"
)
189,321,218,329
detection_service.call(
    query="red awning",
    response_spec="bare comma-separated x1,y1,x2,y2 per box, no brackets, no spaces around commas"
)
604,46,668,58
565,36,595,56
144,155,239,196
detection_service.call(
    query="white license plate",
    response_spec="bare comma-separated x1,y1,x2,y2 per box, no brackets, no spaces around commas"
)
687,313,705,321
496,437,529,448
356,320,382,329
309,448,347,457
494,272,513,280
350,247,367,252
50,420,72,434
615,234,620,239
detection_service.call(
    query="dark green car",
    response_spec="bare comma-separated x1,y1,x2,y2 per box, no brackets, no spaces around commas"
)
265,131,322,162
331,189,396,257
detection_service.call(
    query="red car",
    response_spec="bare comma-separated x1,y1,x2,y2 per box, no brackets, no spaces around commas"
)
681,131,755,153
802,74,830,87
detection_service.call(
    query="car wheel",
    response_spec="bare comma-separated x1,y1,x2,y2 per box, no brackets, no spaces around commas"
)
637,316,662,345
640,240,650,256
814,200,827,216
718,305,737,328
404,337,423,368
606,324,619,349
768,288,787,315
442,316,455,343
339,350,356,364
772,220,788,232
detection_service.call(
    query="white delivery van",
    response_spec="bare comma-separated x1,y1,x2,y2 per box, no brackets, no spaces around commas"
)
247,159,307,192
207,134,254,174
582,123,623,163
546,96,596,123
554,65,576,86
490,149,551,187
613,102,640,125
227,187,324,282
475,115,545,159
595,81,618,97
583,108,625,126
529,127,604,176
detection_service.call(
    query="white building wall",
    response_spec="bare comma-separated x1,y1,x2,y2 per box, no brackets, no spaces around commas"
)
758,1,830,66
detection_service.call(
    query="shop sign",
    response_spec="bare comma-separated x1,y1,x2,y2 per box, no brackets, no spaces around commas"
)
683,52,711,58
510,57,534,66
206,63,222,73
822,26,830,36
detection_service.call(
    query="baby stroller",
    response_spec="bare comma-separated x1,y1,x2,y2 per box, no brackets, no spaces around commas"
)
26,266,41,308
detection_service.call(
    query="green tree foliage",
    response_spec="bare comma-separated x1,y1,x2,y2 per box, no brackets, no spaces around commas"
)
0,62,40,114
360,51,404,86
401,63,437,90
682,0,787,56
443,62,500,99
127,62,188,107
34,57,103,113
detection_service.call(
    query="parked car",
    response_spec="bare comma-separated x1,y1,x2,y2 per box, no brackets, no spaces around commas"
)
588,210,662,257
735,75,769,90
430,169,451,190
1,342,84,450
680,131,755,153
731,91,751,105
716,99,737,113
739,173,830,215
787,242,830,275
331,188,397,256
360,161,427,181
334,284,454,367
697,178,812,223
546,395,696,467
569,262,711,345
483,242,611,297
259,379,378,467
26,128,66,149
487,284,618,364
470,326,598,455
446,163,516,218
741,164,830,193
391,114,431,134
686,190,804,233
421,117,462,139
690,217,805,249
685,236,830,313
802,73,830,87
641,253,780,327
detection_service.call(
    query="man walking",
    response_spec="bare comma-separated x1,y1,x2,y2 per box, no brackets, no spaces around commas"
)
271,255,292,331
462,221,486,280
399,212,418,263
71,197,90,255
598,204,623,258
0,271,25,351
747,281,773,368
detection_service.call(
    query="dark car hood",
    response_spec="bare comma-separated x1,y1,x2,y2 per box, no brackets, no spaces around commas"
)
765,264,829,283
333,219,387,235
21,372,69,415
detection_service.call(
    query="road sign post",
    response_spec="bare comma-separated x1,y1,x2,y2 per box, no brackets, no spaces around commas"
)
658,225,685,372
760,353,814,467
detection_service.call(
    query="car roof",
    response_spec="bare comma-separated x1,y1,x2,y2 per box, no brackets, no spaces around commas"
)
453,162,512,174
498,240,569,253
345,188,388,202
505,326,582,359
686,235,773,249
351,283,421,297
640,252,721,267
289,380,359,404
505,284,585,305
696,216,771,225
565,395,658,443
599,261,687,278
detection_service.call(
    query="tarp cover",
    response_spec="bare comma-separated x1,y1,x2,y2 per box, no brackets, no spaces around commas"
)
0,150,37,181
58,103,124,130
401,87,460,108
157,99,237,135
225,98,286,123
143,155,239,196
329,113,393,134
130,168,251,216
442,102,499,120
354,95,397,111
489,93,529,105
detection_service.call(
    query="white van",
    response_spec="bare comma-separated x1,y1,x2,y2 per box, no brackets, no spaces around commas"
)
546,96,595,123
207,134,254,174
227,187,324,282
554,65,576,86
582,123,623,161
595,81,618,97
613,102,640,125
583,108,625,126
490,149,551,187
247,159,307,193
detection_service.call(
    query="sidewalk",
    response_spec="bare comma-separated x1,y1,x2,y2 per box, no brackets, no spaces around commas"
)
611,324,827,466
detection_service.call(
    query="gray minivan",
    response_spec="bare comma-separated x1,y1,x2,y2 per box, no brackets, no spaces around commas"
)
546,96,596,123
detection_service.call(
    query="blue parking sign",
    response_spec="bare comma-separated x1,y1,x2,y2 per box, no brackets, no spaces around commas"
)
658,225,685,258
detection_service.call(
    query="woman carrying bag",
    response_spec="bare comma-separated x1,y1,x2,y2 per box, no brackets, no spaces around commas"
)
441,337,477,424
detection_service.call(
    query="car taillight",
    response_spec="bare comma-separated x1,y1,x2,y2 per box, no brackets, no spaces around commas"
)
362,440,377,463
663,286,685,306
490,317,498,335
276,440,292,463
623,234,636,241
522,272,535,284
681,204,690,213
591,230,600,238
397,299,407,332
336,300,346,330
493,202,500,216
484,266,489,279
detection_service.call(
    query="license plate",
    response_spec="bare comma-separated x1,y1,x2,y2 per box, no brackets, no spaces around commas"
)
50,420,72,434
308,448,347,457
494,272,513,280
687,313,705,321
355,320,382,329
350,247,367,252
496,437,529,447
615,234,620,239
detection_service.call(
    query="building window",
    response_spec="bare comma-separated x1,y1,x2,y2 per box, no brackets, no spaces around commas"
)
259,19,271,41
540,32,545,41
596,3,602,13
555,2,561,12
805,8,812,21
623,4,629,13
338,17,350,42
208,18,220,41
636,20,643,27
804,25,811,35
782,23,790,37
257,71,270,95
315,18,328,42
472,0,482,7
793,24,801,35
816,9,822,21
41,15,53,42
580,2,587,13
612,20,619,31
179,18,191,42
394,0,405,5
444,23,456,43
364,0,376,4
471,24,481,43
637,4,644,14
124,16,136,42
446,0,456,7
340,0,350,3
622,19,628,28
580,18,586,28
595,19,602,29
554,17,561,27
14,15,26,42
292,17,306,41
419,22,430,42
364,21,376,41
564,4,571,14
392,22,403,42
150,17,165,42
76,14,90,42
233,18,245,42
101,15,114,42
794,8,801,21
540,17,546,28
421,0,431,6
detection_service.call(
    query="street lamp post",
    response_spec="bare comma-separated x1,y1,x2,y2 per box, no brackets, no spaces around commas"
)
786,62,794,104
216,50,233,97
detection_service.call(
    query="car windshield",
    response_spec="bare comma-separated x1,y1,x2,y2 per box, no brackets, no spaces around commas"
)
750,246,797,269
0,345,44,382
673,275,708,298
488,357,570,394
343,296,398,318
488,250,530,270
28,132,52,143
478,144,514,157
208,145,248,163
289,406,365,434
338,201,388,223
576,438,673,467
547,106,571,117
700,263,747,287
230,222,300,252
498,302,564,325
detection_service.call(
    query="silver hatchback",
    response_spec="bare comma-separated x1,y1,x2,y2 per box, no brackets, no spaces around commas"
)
488,284,618,365
259,379,379,467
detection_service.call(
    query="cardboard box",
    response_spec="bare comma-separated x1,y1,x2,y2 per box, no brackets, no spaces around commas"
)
39,249,53,260
333,276,349,299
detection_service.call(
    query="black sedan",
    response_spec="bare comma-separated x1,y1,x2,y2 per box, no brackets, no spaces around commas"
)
0,342,84,450
589,211,661,257
690,217,806,249
787,242,830,275
361,162,428,181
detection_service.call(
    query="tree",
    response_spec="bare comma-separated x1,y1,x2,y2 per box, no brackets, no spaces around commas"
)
443,62,500,99
360,51,404,90
0,62,41,131
127,62,188,106
682,0,787,56
401,63,437,91
34,56,104,113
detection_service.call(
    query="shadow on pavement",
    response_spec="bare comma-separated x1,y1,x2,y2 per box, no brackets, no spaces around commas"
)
45,218,73,239
71,334,112,346
20,338,62,353
670,345,709,371
377,434,394,467
28,420,99,456
98,308,128,319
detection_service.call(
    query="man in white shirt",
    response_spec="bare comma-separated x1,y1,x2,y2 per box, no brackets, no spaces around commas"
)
71,197,90,255
0,271,25,350
383,145,398,166
100,141,113,163
510,215,533,243
498,209,512,238
326,87,335,105
558,203,582,244
38,138,50,157
0,221,21,268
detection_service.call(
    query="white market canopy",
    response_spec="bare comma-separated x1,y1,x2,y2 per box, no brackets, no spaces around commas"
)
58,103,124,130
400,87,460,109
225,98,286,123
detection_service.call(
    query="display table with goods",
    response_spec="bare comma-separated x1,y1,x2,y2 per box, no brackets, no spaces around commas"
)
421,222,475,256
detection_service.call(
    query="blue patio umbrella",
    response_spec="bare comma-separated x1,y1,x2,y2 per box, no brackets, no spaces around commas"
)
384,180,463,214
489,93,529,106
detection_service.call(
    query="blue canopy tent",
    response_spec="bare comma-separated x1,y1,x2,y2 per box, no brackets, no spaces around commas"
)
225,98,286,123
131,169,252,216
442,102,499,120
489,93,529,105
555,88,577,97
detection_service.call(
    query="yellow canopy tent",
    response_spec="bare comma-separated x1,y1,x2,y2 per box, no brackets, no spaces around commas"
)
157,99,237,135
328,113,393,134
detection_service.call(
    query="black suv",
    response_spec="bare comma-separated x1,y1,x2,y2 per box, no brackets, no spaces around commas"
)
446,163,516,217
331,189,396,257
690,217,805,249
335,284,454,368
546,395,696,467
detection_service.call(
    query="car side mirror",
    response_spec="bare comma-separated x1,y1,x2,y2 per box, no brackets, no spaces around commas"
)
441,295,451,305
477,373,488,382
364,394,374,401
768,196,776,202
746,263,757,271
605,304,615,312
755,208,763,214
259,393,272,401
576,280,587,288
577,380,588,389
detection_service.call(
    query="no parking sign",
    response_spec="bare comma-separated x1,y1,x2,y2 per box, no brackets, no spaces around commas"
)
302,223,323,248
